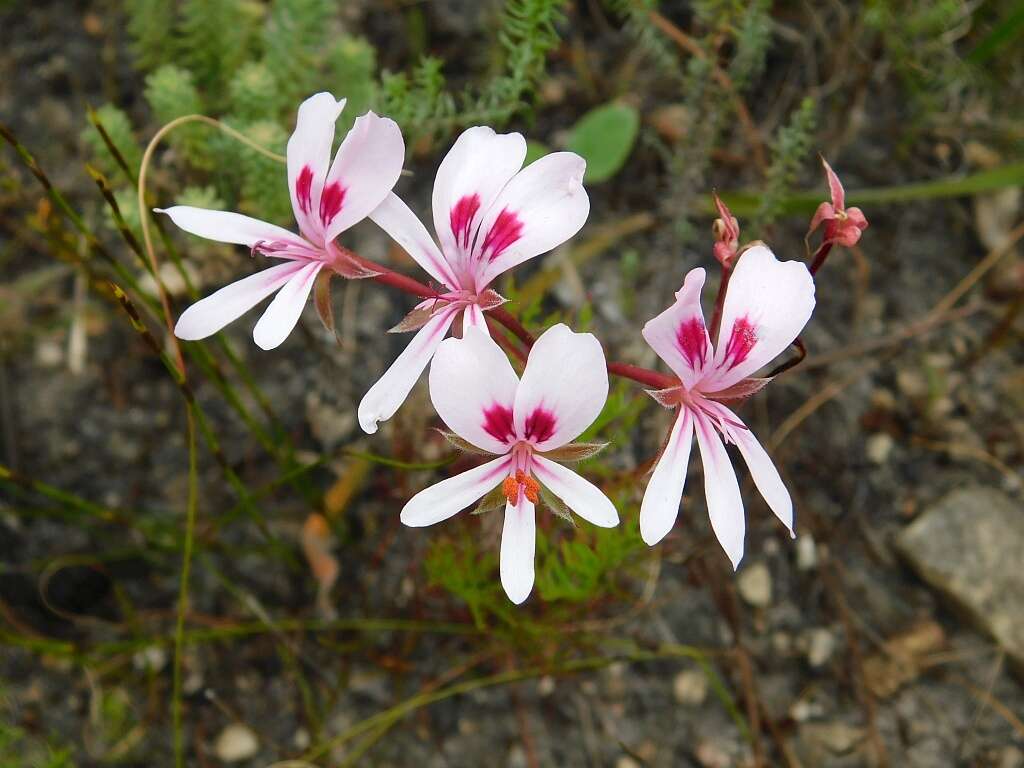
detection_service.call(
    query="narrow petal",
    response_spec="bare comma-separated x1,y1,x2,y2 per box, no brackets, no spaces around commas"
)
532,456,618,528
370,192,459,288
513,324,608,451
638,409,694,546
500,499,536,604
703,245,815,392
157,206,303,249
323,112,406,242
462,303,490,337
252,261,322,350
358,305,461,434
693,411,744,569
705,402,793,535
427,327,520,453
641,268,712,389
174,261,304,341
475,152,589,290
400,455,512,527
287,92,346,242
431,127,526,272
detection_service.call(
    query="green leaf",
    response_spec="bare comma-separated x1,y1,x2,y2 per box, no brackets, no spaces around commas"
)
566,102,640,184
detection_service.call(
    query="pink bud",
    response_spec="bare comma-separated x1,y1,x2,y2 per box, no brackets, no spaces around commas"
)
712,192,739,267
808,157,868,247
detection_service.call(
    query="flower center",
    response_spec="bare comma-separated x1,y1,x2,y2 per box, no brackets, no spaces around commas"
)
503,470,540,505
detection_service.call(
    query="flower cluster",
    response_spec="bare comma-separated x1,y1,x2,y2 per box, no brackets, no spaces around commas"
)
159,93,863,604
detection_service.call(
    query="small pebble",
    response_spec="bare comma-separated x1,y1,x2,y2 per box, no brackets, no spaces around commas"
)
737,562,772,608
866,433,894,464
694,740,731,768
806,627,836,668
537,675,556,697
615,757,641,768
132,645,167,673
796,535,818,570
293,728,310,750
35,340,63,367
214,723,259,762
672,669,708,706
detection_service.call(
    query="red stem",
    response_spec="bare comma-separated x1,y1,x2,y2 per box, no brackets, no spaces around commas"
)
344,249,672,389
708,261,732,343
809,240,834,275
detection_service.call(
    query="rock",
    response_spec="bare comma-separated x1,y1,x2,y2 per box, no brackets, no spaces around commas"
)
865,433,894,464
796,722,866,765
214,724,259,762
895,487,1024,673
615,757,641,768
693,740,731,768
672,669,708,706
737,562,772,608
805,627,836,668
796,535,818,570
131,645,167,673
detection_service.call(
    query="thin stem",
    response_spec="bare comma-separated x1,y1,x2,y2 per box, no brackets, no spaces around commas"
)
708,262,733,343
808,240,834,275
172,406,199,768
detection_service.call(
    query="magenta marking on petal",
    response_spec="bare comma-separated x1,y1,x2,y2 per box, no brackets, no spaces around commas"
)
319,182,346,225
296,165,314,214
450,194,481,249
523,407,557,444
723,316,758,369
676,317,708,370
482,403,515,444
482,208,523,262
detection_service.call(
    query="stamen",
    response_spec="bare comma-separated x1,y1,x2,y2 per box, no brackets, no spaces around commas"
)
502,476,519,505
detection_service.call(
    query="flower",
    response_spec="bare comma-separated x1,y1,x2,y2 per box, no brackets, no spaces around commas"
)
638,246,815,568
358,127,589,434
401,324,618,604
808,157,868,248
157,92,404,350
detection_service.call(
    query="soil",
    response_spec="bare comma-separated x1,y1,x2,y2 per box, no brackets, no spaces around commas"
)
2,2,1023,767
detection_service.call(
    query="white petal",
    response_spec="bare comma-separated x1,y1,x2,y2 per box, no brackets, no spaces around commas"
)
358,305,460,434
400,455,512,527
703,245,815,392
475,152,589,290
639,409,695,545
693,411,745,569
462,303,489,336
641,268,712,390
174,261,304,341
369,192,459,288
707,402,793,535
513,324,608,451
431,127,526,274
157,206,303,248
500,499,536,604
323,112,406,241
532,456,618,528
252,261,322,350
427,327,520,453
287,92,346,243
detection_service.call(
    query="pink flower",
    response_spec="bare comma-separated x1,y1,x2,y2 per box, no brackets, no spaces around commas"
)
358,127,589,433
808,157,868,248
638,246,815,568
158,93,404,350
401,324,617,604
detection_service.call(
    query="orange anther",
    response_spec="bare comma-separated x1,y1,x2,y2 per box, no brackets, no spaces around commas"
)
502,475,519,505
522,475,541,504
